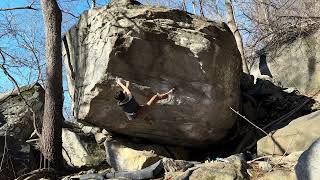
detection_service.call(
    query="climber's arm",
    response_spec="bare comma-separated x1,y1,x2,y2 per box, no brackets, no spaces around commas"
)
116,79,132,96
146,88,175,106
125,80,130,88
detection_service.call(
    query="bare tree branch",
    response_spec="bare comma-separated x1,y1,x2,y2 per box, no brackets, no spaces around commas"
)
230,107,270,136
0,0,38,11
0,49,41,138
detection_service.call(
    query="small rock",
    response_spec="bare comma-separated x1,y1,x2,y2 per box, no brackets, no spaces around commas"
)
162,158,199,172
104,139,162,171
164,155,249,180
257,161,272,172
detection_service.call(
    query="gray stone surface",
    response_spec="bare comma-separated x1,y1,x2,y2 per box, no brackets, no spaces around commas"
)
257,170,297,180
62,128,105,167
257,110,320,156
251,30,320,95
0,83,44,141
0,84,44,179
295,139,320,180
62,0,241,147
162,158,199,172
103,137,190,171
164,155,249,180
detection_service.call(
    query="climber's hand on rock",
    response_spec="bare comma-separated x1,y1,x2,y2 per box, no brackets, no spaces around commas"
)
169,88,175,93
125,80,130,88
116,77,122,85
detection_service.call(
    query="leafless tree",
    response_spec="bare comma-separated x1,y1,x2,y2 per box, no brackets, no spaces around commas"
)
91,0,97,8
192,1,197,14
199,0,204,17
225,0,250,73
40,0,64,169
182,0,187,11
235,0,320,61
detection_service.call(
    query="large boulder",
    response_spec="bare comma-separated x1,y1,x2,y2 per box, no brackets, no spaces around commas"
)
251,30,320,95
0,84,44,179
62,0,241,146
257,110,320,156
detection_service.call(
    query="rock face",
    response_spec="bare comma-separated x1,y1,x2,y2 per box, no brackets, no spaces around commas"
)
0,84,44,179
62,0,241,146
257,110,320,156
257,170,297,180
103,137,190,171
295,138,320,180
0,83,44,141
251,30,320,95
164,155,248,180
62,128,106,167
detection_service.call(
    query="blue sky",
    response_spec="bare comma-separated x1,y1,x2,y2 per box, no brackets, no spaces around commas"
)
0,0,110,117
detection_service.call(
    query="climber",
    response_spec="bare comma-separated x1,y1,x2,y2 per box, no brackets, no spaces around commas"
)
114,78,174,121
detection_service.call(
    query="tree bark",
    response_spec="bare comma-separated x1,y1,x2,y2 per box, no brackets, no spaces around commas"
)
225,0,250,74
91,0,96,8
192,1,196,14
182,0,186,11
199,0,204,17
40,0,63,169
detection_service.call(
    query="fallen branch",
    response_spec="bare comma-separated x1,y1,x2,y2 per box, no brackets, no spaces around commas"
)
230,107,276,156
9,156,16,179
274,137,294,165
230,107,269,136
247,155,272,164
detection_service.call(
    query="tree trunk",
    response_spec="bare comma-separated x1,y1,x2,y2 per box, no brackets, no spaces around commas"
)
225,0,250,74
192,1,196,14
182,0,186,11
91,0,96,8
199,0,204,17
40,0,63,169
